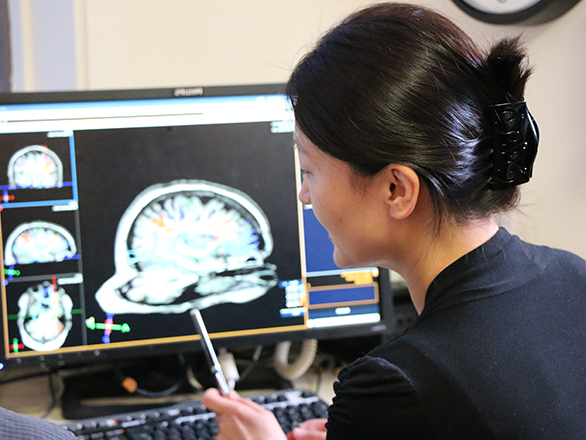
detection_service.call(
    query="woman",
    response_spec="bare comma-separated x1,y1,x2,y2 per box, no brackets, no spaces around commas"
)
203,3,586,439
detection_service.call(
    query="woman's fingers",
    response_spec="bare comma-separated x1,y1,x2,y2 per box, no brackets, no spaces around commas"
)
286,418,327,440
202,388,288,440
297,419,327,431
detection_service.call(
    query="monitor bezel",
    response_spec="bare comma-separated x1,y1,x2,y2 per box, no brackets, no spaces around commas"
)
0,84,397,371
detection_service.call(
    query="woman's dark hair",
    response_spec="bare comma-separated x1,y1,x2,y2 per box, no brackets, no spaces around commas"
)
286,2,533,225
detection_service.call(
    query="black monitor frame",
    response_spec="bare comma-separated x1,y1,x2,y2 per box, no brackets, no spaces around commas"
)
0,84,395,372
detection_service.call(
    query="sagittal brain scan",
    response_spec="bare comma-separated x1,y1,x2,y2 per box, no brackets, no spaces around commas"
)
4,221,77,266
95,180,278,315
7,144,64,189
17,281,74,351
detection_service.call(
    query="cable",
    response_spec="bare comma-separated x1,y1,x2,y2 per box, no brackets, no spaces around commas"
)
115,354,186,398
0,369,52,385
185,364,204,392
0,360,131,386
121,375,182,398
273,339,318,381
313,367,323,396
39,369,59,419
237,345,263,383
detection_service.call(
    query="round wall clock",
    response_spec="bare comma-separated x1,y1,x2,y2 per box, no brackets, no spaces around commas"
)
452,0,582,24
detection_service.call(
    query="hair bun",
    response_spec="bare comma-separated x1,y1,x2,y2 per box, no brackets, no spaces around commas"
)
486,37,531,102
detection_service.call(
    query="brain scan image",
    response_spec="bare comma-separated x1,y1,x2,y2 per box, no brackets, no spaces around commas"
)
4,221,77,266
17,281,74,351
7,144,64,189
95,180,278,315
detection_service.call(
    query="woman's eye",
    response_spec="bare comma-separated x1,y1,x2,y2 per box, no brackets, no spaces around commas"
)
300,169,308,181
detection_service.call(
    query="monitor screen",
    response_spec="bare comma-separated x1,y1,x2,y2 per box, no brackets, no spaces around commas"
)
0,84,394,370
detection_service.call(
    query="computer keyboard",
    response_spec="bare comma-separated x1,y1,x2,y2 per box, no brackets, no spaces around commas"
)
62,389,329,439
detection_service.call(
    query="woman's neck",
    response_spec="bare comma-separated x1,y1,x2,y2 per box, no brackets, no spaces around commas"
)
398,218,499,314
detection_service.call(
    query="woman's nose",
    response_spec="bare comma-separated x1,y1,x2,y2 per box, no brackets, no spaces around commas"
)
298,179,311,205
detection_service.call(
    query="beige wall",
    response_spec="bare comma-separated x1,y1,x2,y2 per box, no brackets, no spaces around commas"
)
9,0,586,257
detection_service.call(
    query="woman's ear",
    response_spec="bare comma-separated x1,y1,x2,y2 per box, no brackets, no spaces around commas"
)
383,164,420,220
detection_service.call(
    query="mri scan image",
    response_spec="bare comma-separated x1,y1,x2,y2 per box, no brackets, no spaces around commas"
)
4,221,77,266
7,144,64,189
95,180,278,315
17,281,74,351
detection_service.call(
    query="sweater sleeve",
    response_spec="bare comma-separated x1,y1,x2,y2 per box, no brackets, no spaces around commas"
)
325,356,438,440
0,407,76,440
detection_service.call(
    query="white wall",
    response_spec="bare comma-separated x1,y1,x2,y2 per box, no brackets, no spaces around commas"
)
8,0,586,257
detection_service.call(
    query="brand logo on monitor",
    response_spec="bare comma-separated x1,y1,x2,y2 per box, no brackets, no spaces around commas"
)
174,87,204,97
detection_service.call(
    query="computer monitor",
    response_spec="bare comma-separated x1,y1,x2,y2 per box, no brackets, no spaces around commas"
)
0,84,394,371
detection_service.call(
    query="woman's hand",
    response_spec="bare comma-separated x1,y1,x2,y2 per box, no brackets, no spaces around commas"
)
287,418,327,440
202,388,288,440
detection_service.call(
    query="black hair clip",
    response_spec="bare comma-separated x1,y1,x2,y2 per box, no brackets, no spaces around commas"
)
486,100,539,190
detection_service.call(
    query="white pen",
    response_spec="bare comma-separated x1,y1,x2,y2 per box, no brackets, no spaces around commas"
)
190,308,231,396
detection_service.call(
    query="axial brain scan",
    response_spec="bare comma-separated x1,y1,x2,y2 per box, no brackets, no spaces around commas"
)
95,180,278,315
4,221,77,266
7,144,64,189
17,281,74,351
